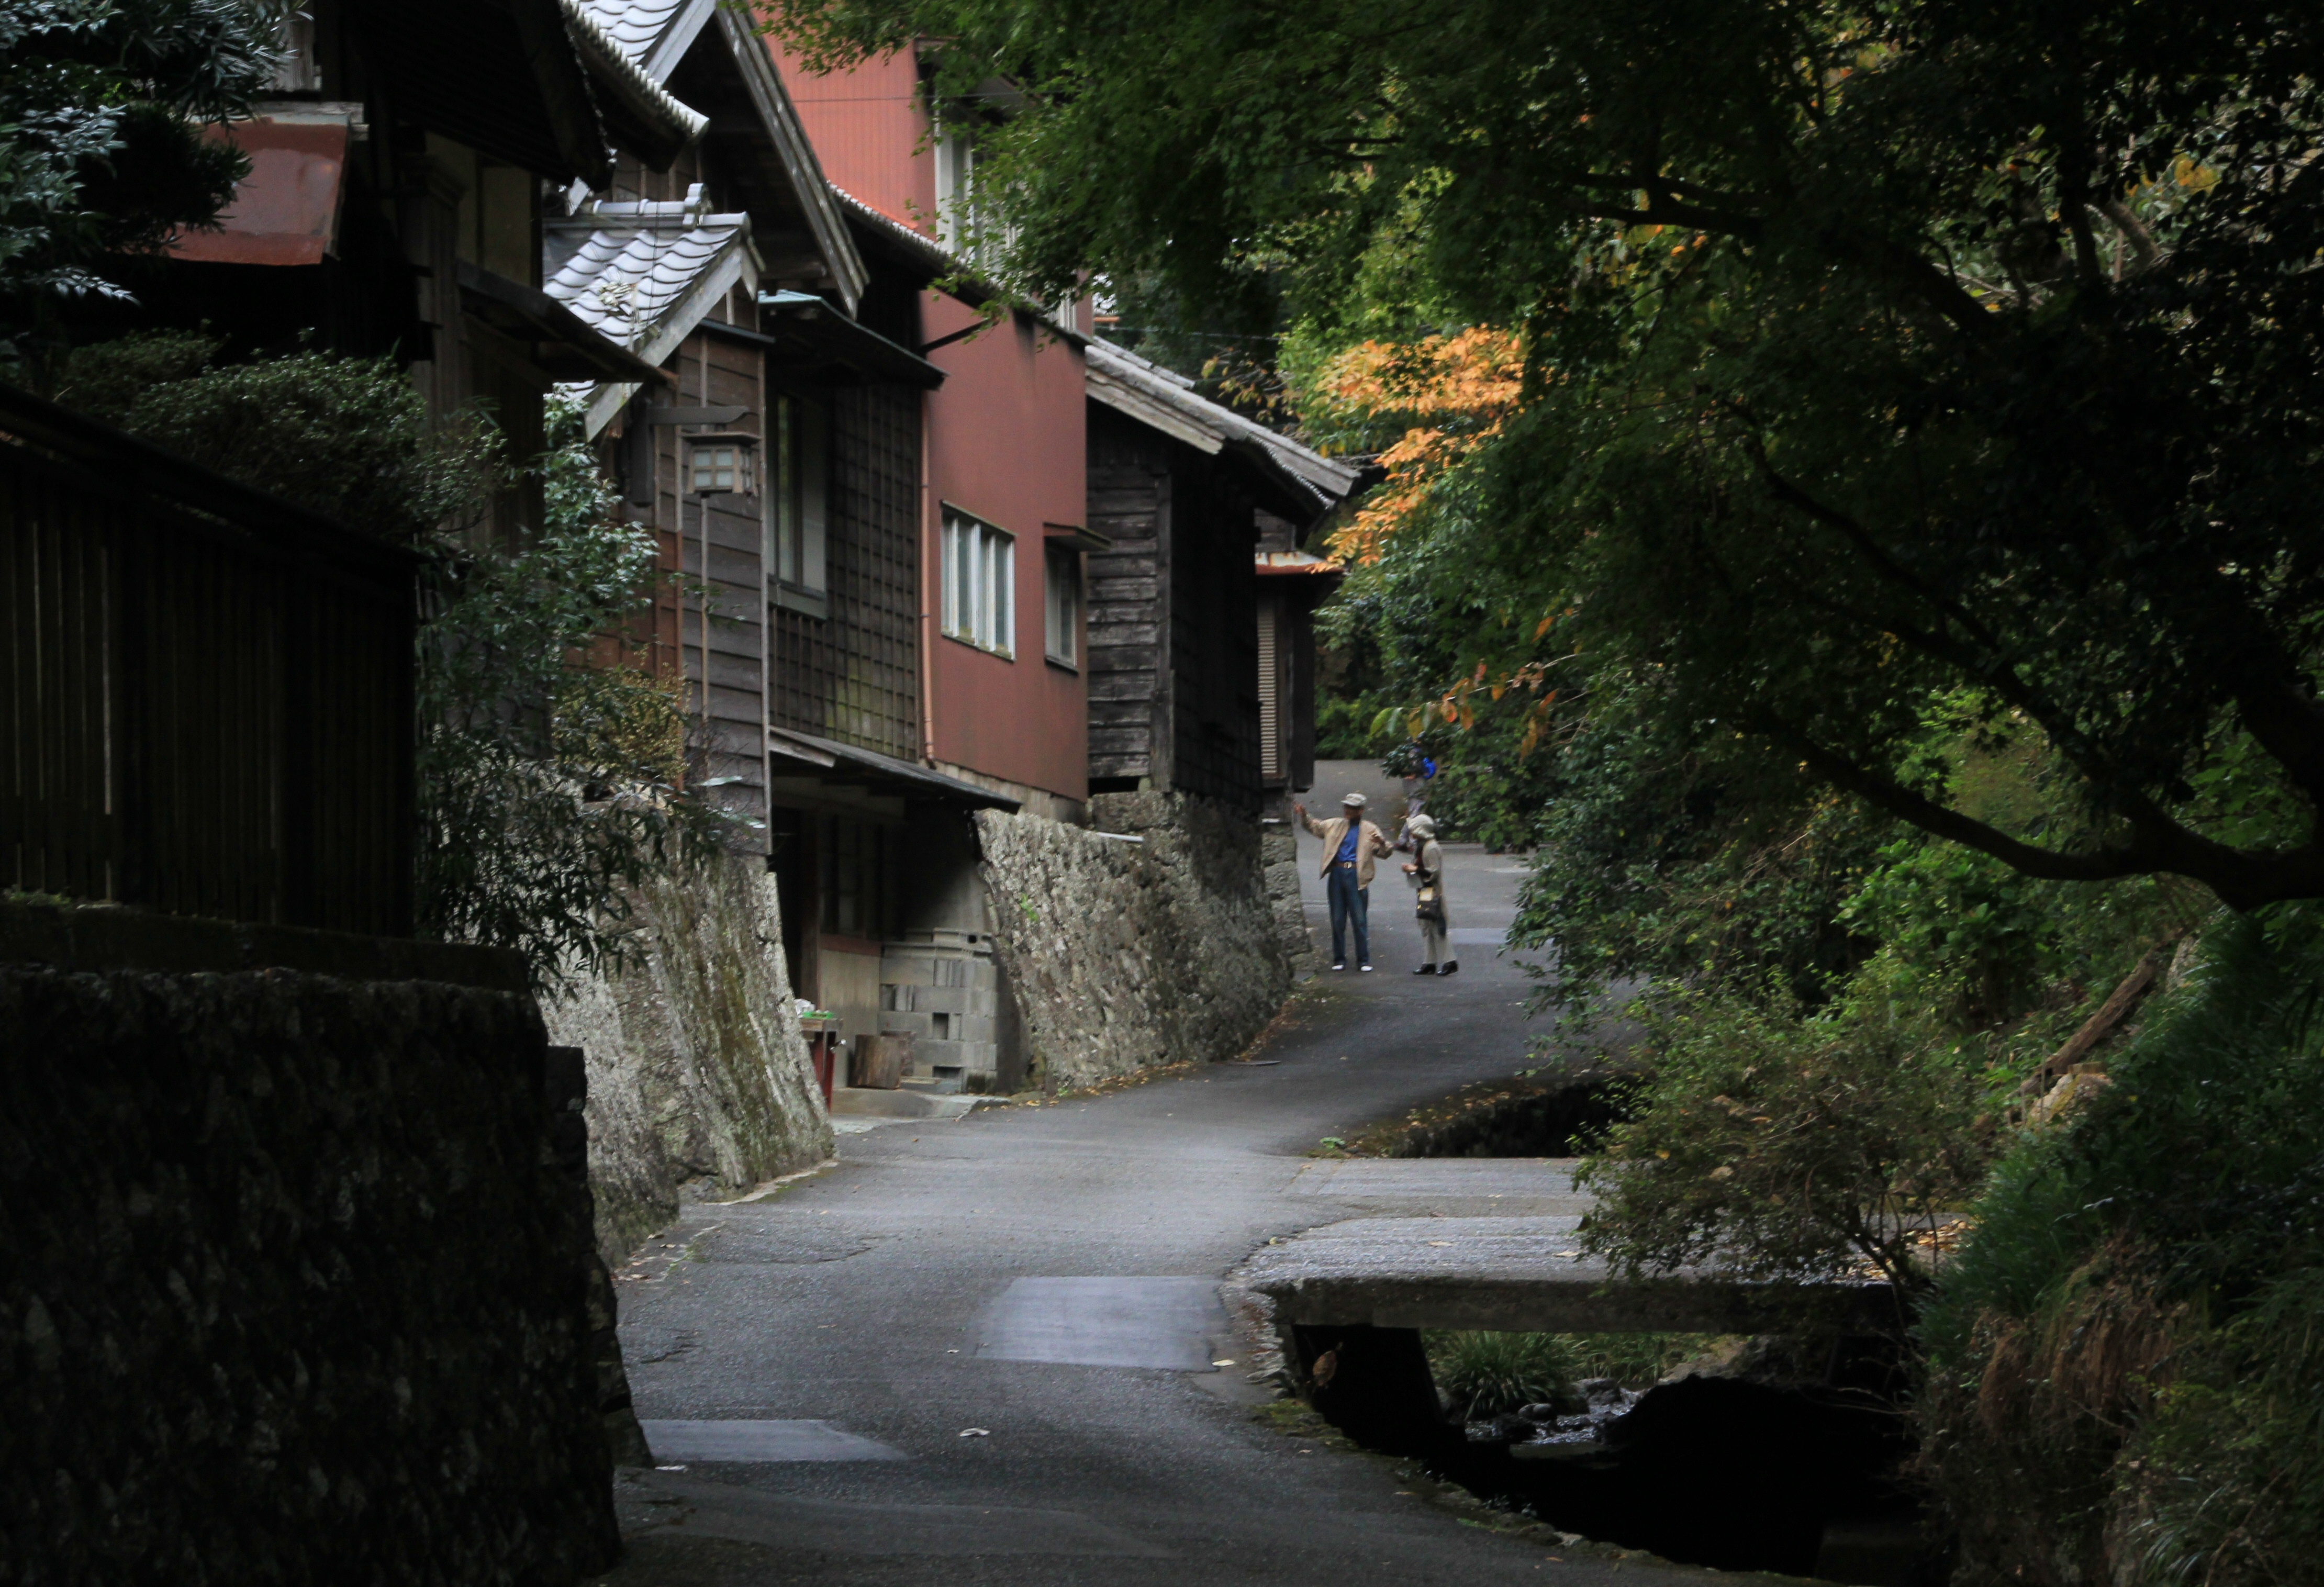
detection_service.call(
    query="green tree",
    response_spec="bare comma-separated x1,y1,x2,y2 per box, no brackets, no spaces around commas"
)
1,0,283,358
774,0,2324,908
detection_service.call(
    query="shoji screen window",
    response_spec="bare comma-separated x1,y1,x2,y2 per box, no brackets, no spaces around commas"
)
687,436,755,494
941,508,1015,657
766,395,829,612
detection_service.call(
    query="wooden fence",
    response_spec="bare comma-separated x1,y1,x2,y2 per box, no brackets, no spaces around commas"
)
1,383,418,936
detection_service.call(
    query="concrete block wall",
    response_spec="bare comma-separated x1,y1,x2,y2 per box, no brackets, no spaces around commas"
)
880,934,1000,1088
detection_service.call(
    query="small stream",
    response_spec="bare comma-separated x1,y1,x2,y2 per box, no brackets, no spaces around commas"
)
1308,1077,1946,1586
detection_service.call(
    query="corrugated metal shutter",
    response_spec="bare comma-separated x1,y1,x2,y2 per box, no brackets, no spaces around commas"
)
1258,594,1282,782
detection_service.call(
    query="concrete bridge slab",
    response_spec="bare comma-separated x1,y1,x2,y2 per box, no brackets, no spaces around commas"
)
1244,1214,1893,1335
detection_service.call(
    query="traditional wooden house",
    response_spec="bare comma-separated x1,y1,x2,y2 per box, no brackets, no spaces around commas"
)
748,41,1097,1099
23,0,707,929
1080,342,1357,813
550,3,1034,1087
73,0,688,542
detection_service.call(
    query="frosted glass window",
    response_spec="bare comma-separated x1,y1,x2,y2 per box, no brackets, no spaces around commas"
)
1044,546,1079,667
941,509,1014,658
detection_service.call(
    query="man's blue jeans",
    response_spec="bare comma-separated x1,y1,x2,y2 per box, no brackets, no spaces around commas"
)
1327,862,1370,966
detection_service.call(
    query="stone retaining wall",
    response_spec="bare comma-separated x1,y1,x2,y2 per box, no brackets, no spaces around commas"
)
543,851,832,1264
0,904,618,1587
974,792,1291,1089
1261,822,1312,967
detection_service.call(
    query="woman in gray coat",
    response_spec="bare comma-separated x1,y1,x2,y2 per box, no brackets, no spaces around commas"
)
1402,814,1457,975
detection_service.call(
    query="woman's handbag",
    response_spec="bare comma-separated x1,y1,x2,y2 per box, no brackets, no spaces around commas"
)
1415,880,1445,924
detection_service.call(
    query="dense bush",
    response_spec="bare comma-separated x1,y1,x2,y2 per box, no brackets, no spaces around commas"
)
414,400,713,986
1919,913,2324,1586
1576,963,1994,1299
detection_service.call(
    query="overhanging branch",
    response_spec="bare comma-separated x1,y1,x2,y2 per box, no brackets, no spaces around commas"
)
1753,717,2324,910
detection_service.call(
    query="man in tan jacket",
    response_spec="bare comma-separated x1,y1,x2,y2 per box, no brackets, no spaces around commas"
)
1295,792,1394,971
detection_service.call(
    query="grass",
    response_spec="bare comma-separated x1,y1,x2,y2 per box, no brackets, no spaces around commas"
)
1425,1332,1581,1417
1424,1331,1729,1419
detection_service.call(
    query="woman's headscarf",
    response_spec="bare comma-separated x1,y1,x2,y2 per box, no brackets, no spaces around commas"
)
1406,814,1437,840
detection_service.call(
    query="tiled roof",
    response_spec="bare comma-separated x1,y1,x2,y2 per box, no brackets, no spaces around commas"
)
1085,340,1361,507
543,187,753,366
559,0,706,150
572,0,717,84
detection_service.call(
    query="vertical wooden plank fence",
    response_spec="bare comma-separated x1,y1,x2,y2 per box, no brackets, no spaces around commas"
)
1,384,418,937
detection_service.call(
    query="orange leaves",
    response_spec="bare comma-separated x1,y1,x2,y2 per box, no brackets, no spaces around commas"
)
1324,326,1526,420
1407,657,1572,758
1315,326,1527,566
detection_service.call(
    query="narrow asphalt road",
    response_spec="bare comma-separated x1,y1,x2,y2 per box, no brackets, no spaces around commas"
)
595,794,1705,1587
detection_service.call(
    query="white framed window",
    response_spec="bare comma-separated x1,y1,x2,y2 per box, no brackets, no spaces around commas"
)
1044,545,1079,668
941,508,1014,657
688,435,755,495
766,395,828,596
933,118,1016,273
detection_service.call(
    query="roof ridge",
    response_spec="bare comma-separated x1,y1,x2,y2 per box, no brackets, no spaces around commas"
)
1085,339,1354,490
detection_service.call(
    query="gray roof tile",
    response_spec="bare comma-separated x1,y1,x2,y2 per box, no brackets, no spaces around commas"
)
574,0,714,82
544,187,752,352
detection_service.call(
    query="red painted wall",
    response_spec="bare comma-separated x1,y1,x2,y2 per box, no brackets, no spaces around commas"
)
768,32,1090,803
765,39,932,229
921,295,1088,800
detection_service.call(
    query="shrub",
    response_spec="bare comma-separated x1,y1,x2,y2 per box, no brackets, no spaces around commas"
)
59,334,498,541
54,337,713,986
1576,963,1993,1302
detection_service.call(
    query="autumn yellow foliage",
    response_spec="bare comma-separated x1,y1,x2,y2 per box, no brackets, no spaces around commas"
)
1314,326,1525,566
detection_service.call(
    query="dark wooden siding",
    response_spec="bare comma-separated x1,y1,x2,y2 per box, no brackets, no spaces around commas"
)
653,313,773,840
1167,452,1262,809
1083,404,1263,808
769,381,922,761
1086,406,1169,784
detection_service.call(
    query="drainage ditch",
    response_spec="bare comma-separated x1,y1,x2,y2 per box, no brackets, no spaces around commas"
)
1305,1076,1944,1587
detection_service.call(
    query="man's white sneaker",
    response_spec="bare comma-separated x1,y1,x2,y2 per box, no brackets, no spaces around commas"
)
1331,962,1347,971
1359,964,1375,973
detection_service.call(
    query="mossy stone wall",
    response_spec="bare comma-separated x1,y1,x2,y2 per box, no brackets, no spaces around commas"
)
543,852,832,1264
0,909,617,1587
974,792,1292,1089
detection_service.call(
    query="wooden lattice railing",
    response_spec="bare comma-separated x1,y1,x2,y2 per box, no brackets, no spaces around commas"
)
1,383,418,936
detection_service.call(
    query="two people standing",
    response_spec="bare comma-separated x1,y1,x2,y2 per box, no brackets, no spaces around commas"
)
1294,792,1457,975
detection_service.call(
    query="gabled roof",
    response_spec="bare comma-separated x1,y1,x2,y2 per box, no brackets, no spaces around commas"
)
560,0,708,166
1084,340,1362,521
545,186,757,433
573,0,865,314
